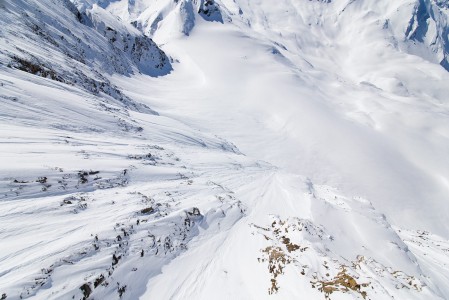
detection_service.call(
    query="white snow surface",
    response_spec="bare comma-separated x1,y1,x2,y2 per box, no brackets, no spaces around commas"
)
1,0,449,299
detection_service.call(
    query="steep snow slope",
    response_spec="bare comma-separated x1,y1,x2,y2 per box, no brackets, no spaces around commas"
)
104,0,449,235
1,0,449,299
0,0,171,108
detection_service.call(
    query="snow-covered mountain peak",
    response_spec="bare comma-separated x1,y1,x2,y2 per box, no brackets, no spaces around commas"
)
76,0,228,39
404,0,449,70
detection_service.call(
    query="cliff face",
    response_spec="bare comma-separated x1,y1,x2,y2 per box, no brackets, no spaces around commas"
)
1,0,171,111
404,0,449,70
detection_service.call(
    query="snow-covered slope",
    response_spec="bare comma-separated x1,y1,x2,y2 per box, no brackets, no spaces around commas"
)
0,0,171,109
111,0,449,235
1,0,449,299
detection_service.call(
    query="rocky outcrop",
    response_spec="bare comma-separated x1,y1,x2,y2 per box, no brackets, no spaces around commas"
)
405,0,449,70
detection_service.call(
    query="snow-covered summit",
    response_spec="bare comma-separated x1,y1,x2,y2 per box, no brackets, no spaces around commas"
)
77,0,227,38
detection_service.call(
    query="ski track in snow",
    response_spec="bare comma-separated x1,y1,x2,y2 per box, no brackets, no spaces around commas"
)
2,0,449,299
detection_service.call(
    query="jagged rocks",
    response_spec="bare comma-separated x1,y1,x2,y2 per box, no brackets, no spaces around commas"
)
404,0,449,71
79,283,92,300
197,0,223,22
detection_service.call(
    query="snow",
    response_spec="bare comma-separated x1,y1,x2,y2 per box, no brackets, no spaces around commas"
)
1,0,449,299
